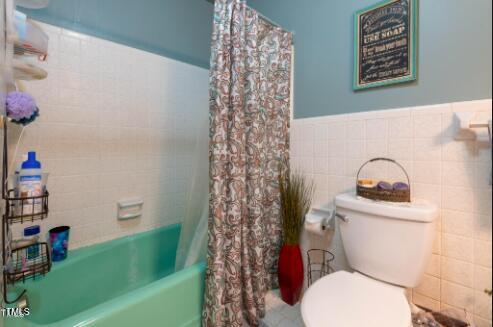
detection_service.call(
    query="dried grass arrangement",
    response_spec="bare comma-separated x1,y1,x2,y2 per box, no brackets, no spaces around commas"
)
279,170,315,245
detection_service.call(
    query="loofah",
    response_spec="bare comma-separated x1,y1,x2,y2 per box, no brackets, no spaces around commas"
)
15,107,39,126
6,91,39,125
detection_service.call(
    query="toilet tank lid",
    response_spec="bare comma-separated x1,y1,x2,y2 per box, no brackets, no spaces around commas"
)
335,192,438,223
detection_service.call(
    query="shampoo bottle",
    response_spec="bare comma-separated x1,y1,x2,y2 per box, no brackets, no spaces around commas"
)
13,154,28,196
19,151,42,214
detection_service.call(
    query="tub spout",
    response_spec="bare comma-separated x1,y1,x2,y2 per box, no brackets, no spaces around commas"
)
17,294,29,310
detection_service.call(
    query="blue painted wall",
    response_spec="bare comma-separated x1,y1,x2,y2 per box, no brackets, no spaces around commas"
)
21,0,214,68
21,1,493,118
250,0,492,118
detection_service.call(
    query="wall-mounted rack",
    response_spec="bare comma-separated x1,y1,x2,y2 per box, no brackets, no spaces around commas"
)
11,10,49,59
5,189,49,224
1,117,51,304
5,242,50,284
1,0,51,305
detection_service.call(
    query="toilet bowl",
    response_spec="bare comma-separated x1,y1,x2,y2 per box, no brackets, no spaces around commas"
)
301,192,438,327
302,271,411,327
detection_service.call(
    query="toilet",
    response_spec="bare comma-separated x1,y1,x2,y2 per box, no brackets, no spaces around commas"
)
301,192,438,327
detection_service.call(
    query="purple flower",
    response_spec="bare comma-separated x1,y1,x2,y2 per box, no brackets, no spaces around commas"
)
6,92,37,121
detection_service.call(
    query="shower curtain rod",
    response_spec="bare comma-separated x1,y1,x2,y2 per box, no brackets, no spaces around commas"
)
206,0,294,42
256,11,295,43
257,11,281,29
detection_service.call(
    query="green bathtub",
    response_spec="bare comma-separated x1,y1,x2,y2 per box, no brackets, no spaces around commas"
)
3,224,205,327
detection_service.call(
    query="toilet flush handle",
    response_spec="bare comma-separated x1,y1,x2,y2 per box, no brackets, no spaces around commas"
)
335,212,349,223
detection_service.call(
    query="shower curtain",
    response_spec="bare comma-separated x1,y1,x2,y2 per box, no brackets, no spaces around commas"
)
175,111,209,270
203,0,292,326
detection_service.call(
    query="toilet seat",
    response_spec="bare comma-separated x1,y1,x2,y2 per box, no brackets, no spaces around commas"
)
301,271,411,327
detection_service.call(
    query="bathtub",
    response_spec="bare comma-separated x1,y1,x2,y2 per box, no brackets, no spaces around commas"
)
3,224,205,327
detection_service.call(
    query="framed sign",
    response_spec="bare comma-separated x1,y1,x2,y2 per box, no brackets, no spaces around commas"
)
354,0,418,90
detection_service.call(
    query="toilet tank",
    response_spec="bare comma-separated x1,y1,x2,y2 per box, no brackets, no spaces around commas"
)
335,193,438,288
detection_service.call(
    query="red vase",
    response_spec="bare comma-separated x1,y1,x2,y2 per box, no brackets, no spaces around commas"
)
277,244,304,305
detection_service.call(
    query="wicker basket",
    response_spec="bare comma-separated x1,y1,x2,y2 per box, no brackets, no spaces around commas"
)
356,157,411,203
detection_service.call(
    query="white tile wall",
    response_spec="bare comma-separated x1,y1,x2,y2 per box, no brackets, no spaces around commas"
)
292,99,492,325
7,22,209,249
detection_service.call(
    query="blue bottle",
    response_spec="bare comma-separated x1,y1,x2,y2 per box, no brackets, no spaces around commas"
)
24,225,40,260
19,151,42,214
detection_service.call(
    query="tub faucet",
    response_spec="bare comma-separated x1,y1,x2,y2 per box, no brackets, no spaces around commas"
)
17,294,28,311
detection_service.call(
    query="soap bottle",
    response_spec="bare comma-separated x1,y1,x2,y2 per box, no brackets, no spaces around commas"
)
11,225,41,271
13,154,28,196
24,225,41,262
18,151,43,215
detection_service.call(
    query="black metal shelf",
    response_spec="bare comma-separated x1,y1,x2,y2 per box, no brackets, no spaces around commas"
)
2,117,52,304
4,242,51,284
5,189,49,224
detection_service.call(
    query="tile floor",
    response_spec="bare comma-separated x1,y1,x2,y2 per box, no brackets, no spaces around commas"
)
262,290,305,327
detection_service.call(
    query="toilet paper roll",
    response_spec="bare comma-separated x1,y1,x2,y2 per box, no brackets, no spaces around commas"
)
305,210,332,236
305,221,323,236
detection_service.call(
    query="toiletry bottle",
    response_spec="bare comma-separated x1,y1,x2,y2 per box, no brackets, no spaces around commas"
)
24,225,40,262
19,151,43,215
11,225,40,271
12,154,28,195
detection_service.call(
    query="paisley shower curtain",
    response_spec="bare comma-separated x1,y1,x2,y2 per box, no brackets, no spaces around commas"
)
203,0,292,326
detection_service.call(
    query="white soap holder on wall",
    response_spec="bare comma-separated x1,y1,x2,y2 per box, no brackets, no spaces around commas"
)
117,197,144,220
454,112,492,143
454,112,493,185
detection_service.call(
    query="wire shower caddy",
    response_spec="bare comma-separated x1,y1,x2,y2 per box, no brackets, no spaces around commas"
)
2,117,51,304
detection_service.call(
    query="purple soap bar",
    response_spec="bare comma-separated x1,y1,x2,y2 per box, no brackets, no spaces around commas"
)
393,182,409,190
377,181,392,190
